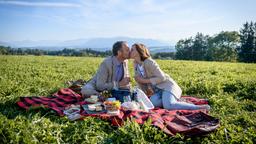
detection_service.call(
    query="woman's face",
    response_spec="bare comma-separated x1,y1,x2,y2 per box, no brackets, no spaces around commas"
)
130,45,140,59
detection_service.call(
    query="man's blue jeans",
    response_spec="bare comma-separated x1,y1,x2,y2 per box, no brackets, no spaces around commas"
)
150,88,201,110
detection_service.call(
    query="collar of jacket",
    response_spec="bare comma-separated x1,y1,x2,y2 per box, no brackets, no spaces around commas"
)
112,56,123,66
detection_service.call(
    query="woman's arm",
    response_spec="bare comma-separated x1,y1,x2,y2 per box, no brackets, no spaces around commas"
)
145,59,166,85
134,76,151,84
133,60,151,84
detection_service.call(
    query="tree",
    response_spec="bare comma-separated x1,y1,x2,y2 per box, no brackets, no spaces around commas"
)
175,37,193,60
192,33,209,60
239,21,256,62
0,46,10,55
175,33,209,60
207,31,240,61
153,52,175,59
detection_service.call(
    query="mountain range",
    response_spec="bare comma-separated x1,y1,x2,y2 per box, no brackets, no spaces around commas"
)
1,37,176,53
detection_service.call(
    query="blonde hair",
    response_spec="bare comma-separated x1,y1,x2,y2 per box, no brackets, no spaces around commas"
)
132,43,151,61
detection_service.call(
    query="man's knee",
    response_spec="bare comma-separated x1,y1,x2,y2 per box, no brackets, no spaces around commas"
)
81,84,99,97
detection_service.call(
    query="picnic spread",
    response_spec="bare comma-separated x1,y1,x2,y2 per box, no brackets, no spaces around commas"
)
16,80,220,137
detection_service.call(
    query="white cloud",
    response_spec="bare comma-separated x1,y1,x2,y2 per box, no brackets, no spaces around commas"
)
1,0,251,42
0,0,82,8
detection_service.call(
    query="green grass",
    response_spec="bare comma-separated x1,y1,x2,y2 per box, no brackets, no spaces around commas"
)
0,55,255,143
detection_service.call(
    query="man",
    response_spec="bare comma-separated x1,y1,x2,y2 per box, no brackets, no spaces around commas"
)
81,41,130,97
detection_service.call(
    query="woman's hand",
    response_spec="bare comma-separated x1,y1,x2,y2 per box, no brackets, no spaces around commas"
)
134,76,144,83
134,76,151,84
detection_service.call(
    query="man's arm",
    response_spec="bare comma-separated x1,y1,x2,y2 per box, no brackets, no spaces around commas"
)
95,61,114,91
118,60,130,89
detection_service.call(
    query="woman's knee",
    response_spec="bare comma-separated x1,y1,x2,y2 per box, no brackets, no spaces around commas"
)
162,91,177,109
150,93,163,107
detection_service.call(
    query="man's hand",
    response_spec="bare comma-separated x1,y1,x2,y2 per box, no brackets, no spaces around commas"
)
119,77,130,87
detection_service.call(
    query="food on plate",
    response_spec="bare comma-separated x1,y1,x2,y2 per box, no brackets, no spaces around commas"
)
104,101,121,111
88,104,96,111
95,105,103,111
86,102,104,112
84,95,99,103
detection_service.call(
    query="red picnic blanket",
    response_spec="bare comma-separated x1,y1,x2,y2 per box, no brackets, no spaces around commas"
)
17,88,219,136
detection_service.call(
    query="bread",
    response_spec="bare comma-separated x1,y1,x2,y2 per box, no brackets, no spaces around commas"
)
95,106,103,111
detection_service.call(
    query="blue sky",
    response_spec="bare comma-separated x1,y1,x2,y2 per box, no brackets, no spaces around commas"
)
0,0,256,44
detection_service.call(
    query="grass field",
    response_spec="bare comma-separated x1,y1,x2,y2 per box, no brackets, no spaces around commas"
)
0,55,255,143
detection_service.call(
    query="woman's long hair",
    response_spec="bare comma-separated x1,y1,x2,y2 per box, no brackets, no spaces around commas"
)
132,43,151,61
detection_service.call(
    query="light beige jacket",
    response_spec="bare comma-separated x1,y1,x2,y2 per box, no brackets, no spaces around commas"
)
134,58,182,99
81,56,129,96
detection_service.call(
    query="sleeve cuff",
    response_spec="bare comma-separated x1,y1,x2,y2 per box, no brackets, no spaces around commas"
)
149,78,157,85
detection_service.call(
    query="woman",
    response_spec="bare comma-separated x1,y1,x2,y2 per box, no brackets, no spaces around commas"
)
130,43,210,110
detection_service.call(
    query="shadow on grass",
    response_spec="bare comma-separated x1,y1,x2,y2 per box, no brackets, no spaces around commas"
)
0,100,54,119
0,88,68,123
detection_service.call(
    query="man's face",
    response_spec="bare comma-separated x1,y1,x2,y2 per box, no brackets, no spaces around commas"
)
119,43,130,59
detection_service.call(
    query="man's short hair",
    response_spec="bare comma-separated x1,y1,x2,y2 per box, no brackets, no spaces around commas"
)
112,41,127,56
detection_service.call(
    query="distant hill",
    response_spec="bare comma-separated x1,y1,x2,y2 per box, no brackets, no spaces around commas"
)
148,46,175,53
0,41,9,47
1,37,175,53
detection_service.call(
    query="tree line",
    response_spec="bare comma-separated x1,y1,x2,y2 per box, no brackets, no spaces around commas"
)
0,47,112,57
176,21,256,62
0,45,176,60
